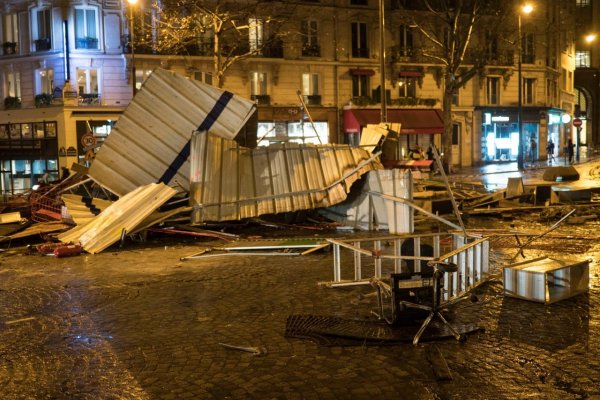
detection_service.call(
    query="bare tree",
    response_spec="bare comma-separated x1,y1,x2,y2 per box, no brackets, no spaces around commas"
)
140,0,292,88
395,0,511,172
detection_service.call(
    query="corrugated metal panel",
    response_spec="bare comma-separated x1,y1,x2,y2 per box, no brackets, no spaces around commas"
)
190,132,382,223
58,183,177,254
359,123,393,153
61,194,113,226
88,68,256,196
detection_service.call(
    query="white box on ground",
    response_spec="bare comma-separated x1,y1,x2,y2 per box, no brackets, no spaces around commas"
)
503,257,590,304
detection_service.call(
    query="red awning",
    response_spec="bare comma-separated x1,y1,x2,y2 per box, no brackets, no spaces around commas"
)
344,108,444,135
349,68,375,76
399,71,422,77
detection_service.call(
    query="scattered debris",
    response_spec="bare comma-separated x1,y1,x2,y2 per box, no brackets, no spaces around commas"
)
0,212,22,224
218,343,267,355
426,345,453,381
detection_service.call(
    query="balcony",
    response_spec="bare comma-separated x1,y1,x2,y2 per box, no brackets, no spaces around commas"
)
2,42,17,55
251,94,270,106
3,96,21,110
34,37,51,52
390,45,415,62
304,95,321,106
351,47,370,58
79,93,101,106
302,44,320,57
75,37,99,50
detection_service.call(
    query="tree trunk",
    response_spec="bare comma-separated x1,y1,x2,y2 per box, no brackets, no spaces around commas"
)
442,85,455,174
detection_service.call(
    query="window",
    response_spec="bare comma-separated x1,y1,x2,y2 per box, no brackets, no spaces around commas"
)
302,73,319,95
523,78,535,105
546,79,556,105
576,51,591,68
193,71,213,86
576,0,590,6
5,71,21,99
32,8,52,51
485,29,497,60
352,75,369,97
351,22,368,58
452,123,460,146
75,7,99,49
77,68,99,104
301,20,319,57
135,69,153,91
486,77,499,105
2,13,19,47
249,18,264,53
521,33,535,64
398,25,413,57
251,72,268,95
451,88,459,106
398,77,416,98
36,68,54,94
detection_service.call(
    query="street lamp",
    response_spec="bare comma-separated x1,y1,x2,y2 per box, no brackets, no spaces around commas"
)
127,0,138,97
378,0,387,123
517,3,533,170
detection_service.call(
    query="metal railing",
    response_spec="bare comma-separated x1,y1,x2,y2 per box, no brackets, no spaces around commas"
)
322,232,490,303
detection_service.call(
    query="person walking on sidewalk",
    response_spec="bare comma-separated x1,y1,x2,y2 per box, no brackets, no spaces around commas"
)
566,139,575,164
547,139,555,163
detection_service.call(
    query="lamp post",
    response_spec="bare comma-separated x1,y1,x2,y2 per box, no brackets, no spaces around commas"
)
517,3,533,170
378,0,387,123
127,0,138,97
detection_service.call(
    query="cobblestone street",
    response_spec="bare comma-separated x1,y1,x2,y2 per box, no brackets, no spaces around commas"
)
0,217,599,399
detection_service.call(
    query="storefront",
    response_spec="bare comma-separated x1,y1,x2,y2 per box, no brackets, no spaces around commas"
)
342,107,444,160
256,106,338,145
479,107,568,163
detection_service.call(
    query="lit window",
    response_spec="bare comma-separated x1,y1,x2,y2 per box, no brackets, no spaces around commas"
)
36,68,54,94
398,77,416,98
576,51,591,68
251,72,267,95
576,0,590,7
302,73,319,96
5,72,21,98
75,7,99,50
249,18,263,53
2,13,19,45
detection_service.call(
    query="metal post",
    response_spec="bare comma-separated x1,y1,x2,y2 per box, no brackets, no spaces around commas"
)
129,4,136,97
517,13,524,170
378,0,387,123
576,126,581,162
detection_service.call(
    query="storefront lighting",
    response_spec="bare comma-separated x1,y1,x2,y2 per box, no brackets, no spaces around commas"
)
562,114,572,124
491,116,510,122
484,113,491,125
548,114,561,125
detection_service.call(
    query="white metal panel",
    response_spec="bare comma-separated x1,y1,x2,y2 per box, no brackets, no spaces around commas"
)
58,183,177,254
88,68,256,196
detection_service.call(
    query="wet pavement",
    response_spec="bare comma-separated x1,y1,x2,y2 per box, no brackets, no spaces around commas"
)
2,157,600,399
0,215,599,399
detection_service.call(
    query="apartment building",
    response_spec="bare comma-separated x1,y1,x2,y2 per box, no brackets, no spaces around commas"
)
0,0,577,196
574,0,599,157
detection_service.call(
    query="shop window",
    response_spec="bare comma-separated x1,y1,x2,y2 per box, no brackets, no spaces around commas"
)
486,77,499,105
351,22,368,58
75,7,99,50
193,71,213,86
249,18,263,54
35,68,54,94
301,20,319,57
352,75,369,98
32,8,52,52
398,77,416,98
523,78,535,105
